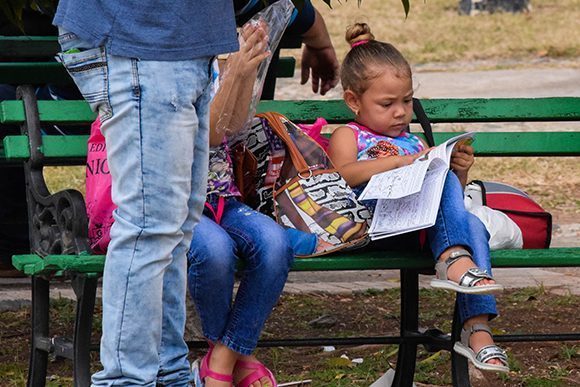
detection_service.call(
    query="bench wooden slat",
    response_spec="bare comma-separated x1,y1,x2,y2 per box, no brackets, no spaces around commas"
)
12,254,105,277
0,62,73,85
434,132,580,156
0,100,96,123
2,136,28,160
0,36,59,58
3,98,578,125
0,35,303,57
0,61,297,84
422,98,580,122
258,98,580,123
12,248,580,276
0,58,296,85
4,132,579,161
2,135,89,161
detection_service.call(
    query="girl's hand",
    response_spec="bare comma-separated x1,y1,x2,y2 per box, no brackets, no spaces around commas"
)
451,143,474,187
397,148,433,168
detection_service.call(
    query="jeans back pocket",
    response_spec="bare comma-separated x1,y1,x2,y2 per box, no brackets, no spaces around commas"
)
58,33,112,121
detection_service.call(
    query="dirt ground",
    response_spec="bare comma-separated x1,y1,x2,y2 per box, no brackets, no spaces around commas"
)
1,288,579,386
190,288,580,386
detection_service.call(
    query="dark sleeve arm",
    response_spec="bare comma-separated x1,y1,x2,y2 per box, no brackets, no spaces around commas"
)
234,0,315,36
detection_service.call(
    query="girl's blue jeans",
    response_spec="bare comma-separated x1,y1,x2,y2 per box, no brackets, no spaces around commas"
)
361,172,497,324
187,197,296,355
428,172,497,323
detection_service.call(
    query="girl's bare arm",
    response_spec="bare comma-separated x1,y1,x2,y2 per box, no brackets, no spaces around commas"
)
327,126,425,187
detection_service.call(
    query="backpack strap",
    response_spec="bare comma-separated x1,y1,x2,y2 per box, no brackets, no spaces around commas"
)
204,196,226,224
413,98,435,147
468,180,487,206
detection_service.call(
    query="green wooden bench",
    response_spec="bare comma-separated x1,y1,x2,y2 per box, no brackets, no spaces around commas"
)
2,88,580,386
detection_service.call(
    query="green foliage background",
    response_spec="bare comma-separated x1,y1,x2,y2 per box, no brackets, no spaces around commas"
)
0,0,412,33
0,0,58,32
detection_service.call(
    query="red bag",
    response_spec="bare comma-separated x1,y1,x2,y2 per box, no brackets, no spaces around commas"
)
468,181,552,249
86,118,115,254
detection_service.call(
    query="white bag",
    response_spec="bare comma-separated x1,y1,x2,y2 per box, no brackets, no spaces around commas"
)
464,184,523,250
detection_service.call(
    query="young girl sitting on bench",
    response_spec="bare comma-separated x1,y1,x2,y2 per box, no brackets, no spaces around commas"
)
327,22,509,373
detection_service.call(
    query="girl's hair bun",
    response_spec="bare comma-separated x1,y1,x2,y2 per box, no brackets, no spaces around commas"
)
345,22,375,47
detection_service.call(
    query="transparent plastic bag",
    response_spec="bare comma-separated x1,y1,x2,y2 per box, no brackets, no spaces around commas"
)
214,0,295,137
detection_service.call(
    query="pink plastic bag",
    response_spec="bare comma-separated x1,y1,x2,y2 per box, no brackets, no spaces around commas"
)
86,118,115,254
298,117,329,151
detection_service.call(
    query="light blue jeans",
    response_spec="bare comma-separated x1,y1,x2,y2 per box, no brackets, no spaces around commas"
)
359,172,497,323
59,30,212,386
187,196,295,355
427,172,497,323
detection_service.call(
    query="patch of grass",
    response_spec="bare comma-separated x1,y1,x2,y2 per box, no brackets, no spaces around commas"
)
548,366,571,379
45,376,75,387
263,346,390,387
560,344,579,361
551,292,577,307
307,347,394,387
3,288,579,385
415,350,451,385
0,363,28,387
506,351,522,372
522,376,565,387
359,288,382,296
51,297,76,322
44,166,85,194
471,157,580,223
506,285,547,303
315,0,580,65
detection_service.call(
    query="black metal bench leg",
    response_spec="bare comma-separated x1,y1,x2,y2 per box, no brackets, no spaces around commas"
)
392,269,419,387
28,276,50,387
451,300,471,387
72,274,98,387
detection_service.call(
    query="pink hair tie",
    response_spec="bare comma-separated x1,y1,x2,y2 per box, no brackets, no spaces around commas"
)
351,39,369,48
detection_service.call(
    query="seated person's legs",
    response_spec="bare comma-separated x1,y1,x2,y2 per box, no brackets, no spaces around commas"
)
429,172,501,293
454,214,508,371
429,173,508,370
222,199,292,386
188,215,238,341
188,198,292,386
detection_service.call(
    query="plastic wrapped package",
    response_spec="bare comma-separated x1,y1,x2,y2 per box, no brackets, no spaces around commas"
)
213,0,295,138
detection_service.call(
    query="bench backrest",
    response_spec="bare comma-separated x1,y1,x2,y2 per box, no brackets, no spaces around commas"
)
2,97,580,163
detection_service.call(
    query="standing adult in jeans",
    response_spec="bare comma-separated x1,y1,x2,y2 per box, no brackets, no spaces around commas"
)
52,2,239,385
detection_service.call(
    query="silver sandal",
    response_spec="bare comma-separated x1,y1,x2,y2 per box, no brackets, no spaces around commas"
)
454,323,510,373
430,248,504,294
